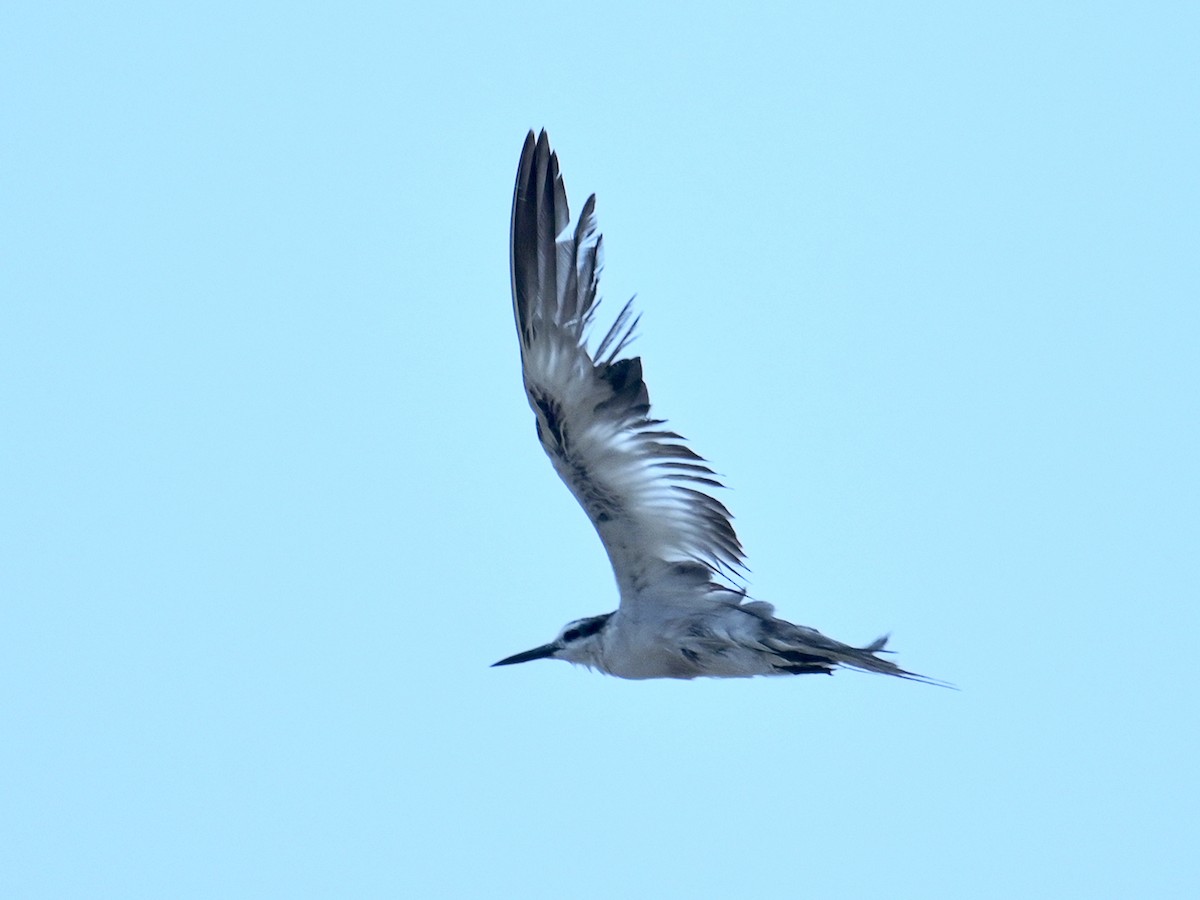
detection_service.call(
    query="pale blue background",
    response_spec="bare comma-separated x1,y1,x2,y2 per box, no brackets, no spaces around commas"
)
3,2,1197,897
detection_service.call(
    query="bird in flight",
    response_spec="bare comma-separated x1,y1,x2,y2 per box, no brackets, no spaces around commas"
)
494,130,940,684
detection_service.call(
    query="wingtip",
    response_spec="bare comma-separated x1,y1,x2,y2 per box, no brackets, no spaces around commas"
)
532,129,556,175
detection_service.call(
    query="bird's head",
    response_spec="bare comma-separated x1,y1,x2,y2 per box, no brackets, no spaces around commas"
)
492,612,614,670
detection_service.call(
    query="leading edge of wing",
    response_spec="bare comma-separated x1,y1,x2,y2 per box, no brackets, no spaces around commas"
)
509,130,746,591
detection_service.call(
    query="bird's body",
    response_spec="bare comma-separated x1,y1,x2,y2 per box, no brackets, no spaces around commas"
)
494,130,939,685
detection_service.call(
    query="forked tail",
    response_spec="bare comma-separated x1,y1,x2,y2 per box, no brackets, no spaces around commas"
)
756,614,954,687
836,634,955,688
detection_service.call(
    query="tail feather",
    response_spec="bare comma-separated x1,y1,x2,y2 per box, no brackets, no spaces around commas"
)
760,618,953,687
838,643,954,688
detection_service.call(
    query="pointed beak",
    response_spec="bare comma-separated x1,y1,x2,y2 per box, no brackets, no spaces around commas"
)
491,642,558,667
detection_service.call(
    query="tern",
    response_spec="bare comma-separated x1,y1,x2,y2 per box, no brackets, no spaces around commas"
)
493,130,940,684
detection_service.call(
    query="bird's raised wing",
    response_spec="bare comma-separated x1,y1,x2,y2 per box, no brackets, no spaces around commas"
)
510,131,745,602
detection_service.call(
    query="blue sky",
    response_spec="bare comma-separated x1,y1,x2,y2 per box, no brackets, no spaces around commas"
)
2,2,1197,897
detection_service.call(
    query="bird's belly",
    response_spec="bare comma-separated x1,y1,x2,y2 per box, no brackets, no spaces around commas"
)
600,628,769,680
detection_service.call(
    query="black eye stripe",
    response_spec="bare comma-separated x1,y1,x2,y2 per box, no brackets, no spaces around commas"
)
562,613,613,643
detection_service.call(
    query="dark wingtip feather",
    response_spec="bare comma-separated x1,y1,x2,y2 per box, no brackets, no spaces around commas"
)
512,129,576,353
510,131,541,347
